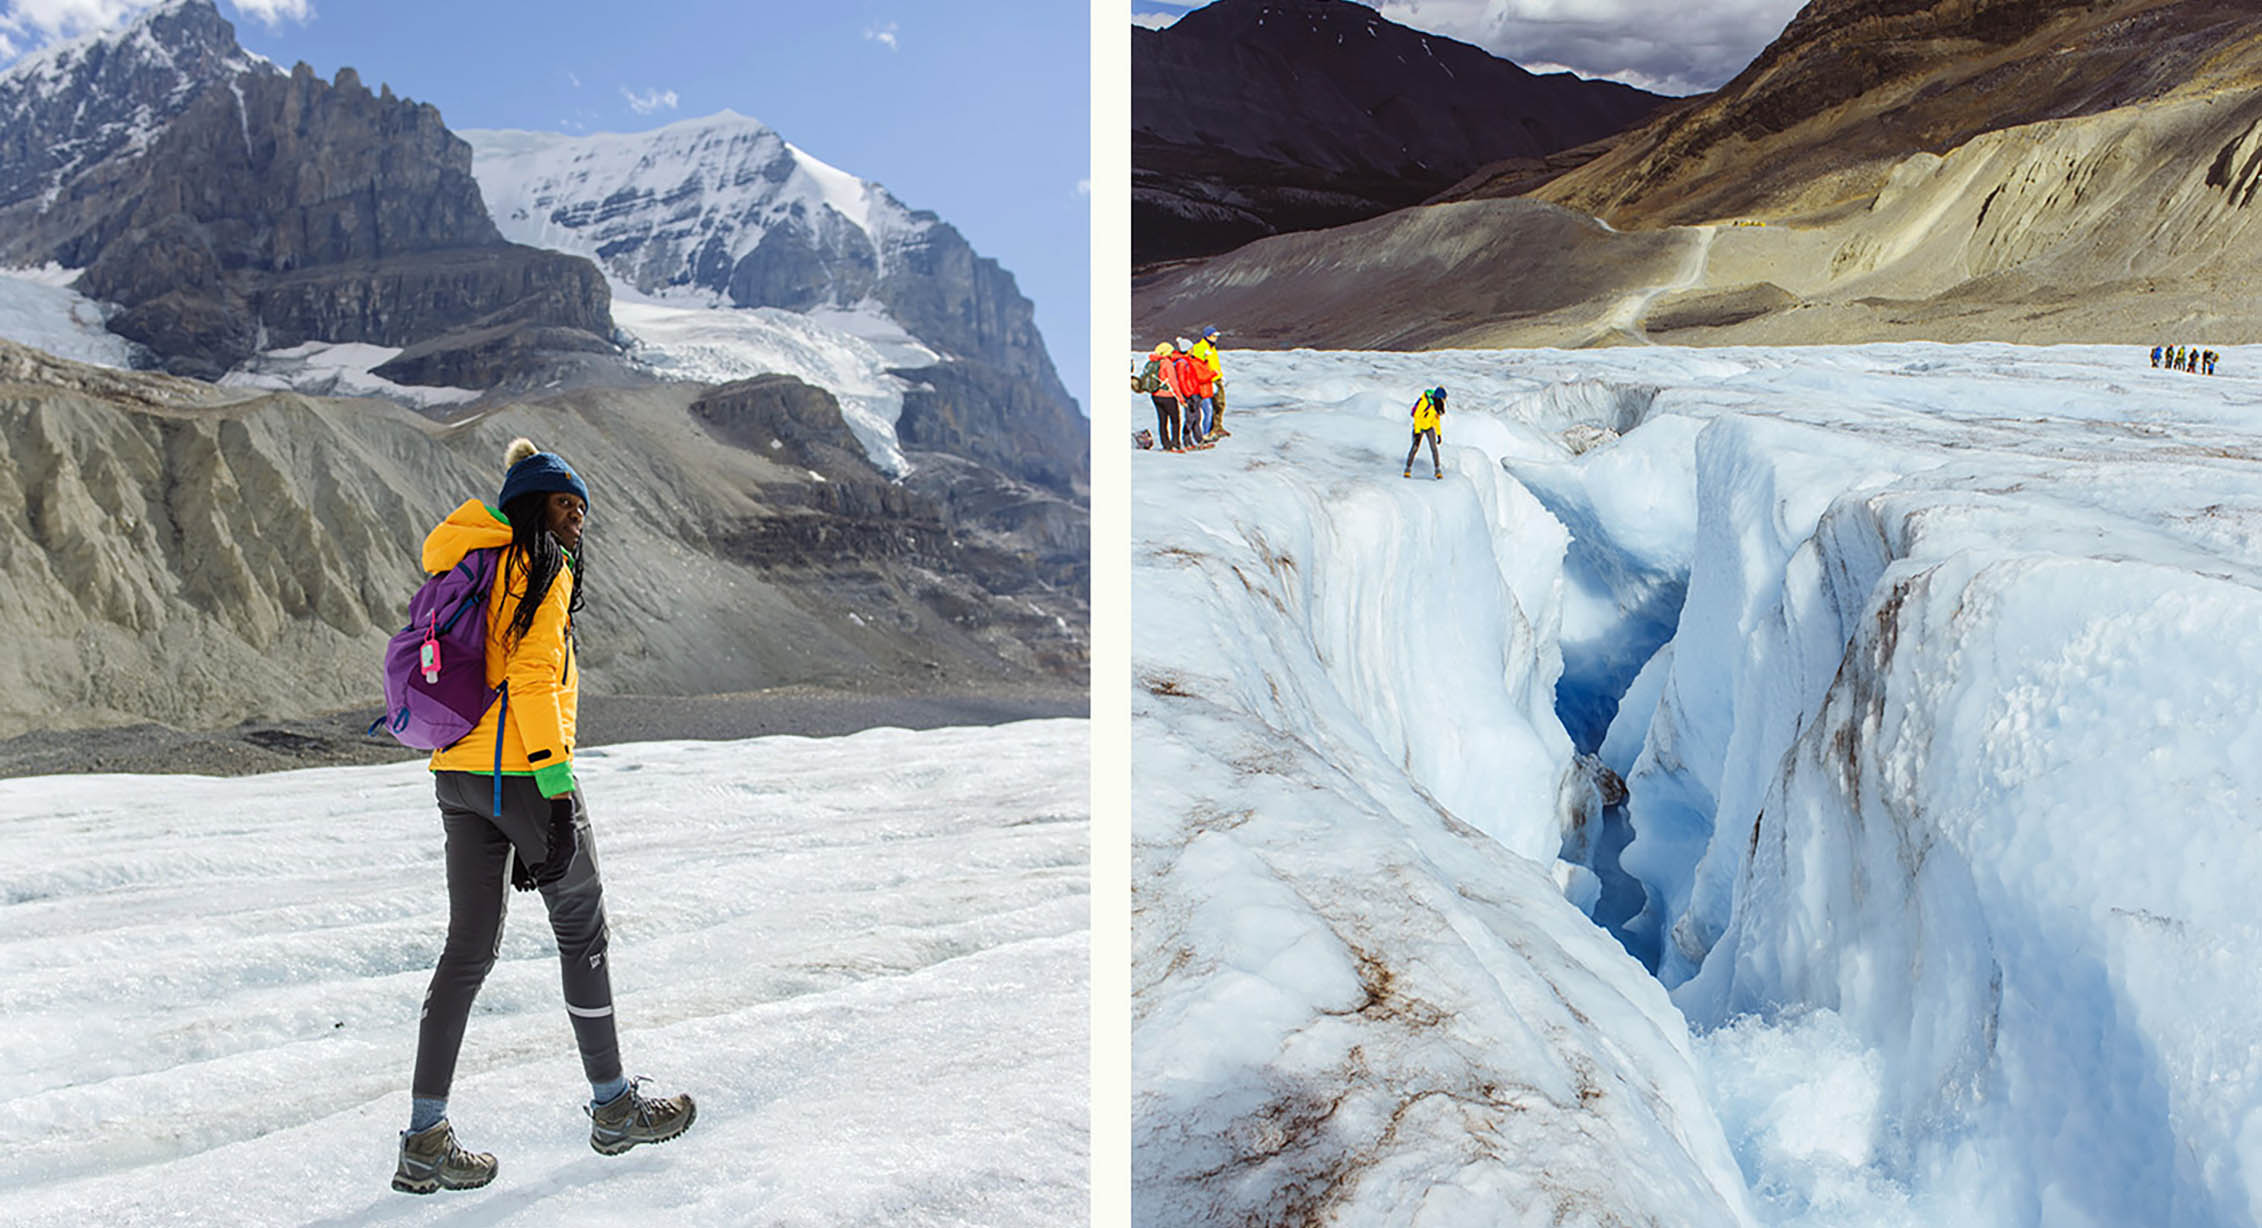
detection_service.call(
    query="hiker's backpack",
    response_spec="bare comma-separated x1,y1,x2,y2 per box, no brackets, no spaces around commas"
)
371,548,501,750
1132,357,1164,394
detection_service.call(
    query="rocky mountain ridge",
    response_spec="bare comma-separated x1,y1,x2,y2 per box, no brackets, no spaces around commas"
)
0,0,264,211
0,0,615,383
1131,0,1664,265
1,0,1083,491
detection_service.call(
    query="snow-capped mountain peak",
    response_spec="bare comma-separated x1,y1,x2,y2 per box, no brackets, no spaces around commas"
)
465,110,1088,495
463,111,925,311
0,0,272,210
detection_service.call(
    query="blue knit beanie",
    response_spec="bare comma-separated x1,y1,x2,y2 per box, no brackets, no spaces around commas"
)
497,437,589,511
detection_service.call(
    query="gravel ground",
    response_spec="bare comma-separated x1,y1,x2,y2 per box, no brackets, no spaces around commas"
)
0,686,1088,780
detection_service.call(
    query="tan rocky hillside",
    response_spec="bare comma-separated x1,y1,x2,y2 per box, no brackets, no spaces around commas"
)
0,340,1084,739
1136,0,2262,349
1527,0,2261,229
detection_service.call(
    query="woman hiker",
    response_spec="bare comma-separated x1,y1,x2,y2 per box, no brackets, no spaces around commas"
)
394,438,696,1195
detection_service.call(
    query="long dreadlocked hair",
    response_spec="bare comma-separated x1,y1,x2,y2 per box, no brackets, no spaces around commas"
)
498,440,587,647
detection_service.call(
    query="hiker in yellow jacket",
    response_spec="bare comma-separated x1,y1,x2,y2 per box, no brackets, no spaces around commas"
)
1404,387,1447,479
1191,325,1228,440
397,437,696,1196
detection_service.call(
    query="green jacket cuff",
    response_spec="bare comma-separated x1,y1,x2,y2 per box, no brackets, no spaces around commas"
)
533,760,577,797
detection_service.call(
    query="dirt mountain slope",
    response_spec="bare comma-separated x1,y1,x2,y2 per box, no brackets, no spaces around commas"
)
0,340,1085,739
1532,0,2262,228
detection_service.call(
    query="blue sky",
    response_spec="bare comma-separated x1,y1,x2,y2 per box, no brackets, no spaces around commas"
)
1,0,1093,410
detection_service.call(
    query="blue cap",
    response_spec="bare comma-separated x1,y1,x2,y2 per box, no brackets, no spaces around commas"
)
498,451,589,511
1201,325,1220,339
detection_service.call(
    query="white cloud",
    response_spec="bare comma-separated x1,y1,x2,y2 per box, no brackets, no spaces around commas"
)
567,70,581,88
1,0,153,43
0,0,309,61
1076,178,1092,197
621,86,679,115
1367,0,1806,95
228,0,312,29
1142,0,1802,96
863,20,898,51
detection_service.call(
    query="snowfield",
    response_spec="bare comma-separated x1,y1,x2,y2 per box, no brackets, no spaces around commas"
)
1131,343,2262,1227
218,339,484,409
1,720,1088,1226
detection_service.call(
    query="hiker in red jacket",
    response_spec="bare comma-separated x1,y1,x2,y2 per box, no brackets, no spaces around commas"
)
1164,339,1215,450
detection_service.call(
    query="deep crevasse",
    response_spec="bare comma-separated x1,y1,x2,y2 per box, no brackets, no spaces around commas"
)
1537,353,2262,1226
1131,363,1758,1227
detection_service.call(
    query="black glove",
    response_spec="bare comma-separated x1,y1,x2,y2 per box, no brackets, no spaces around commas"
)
511,794,580,891
533,794,579,888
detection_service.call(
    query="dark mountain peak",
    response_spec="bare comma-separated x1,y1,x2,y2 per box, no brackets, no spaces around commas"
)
1162,0,1537,81
1132,0,1664,263
1172,0,1393,34
0,0,270,210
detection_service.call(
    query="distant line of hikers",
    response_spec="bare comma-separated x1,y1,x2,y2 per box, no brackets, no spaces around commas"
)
2153,344,2221,374
1132,327,1227,452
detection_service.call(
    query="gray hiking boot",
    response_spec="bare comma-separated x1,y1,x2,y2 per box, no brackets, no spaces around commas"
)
588,1078,697,1155
392,1120,496,1194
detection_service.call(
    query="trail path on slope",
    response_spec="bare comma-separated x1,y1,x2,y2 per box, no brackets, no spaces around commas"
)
1601,224,1718,345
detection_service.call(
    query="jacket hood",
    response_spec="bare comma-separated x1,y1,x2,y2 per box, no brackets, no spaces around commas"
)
422,499,513,573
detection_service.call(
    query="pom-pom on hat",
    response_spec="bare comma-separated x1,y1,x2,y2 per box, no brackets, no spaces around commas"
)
497,437,589,511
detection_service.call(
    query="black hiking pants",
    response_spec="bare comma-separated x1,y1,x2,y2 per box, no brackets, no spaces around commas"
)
412,772,621,1100
1406,427,1441,474
1151,394,1181,450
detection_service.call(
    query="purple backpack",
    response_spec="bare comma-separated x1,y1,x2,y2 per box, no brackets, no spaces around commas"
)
371,548,502,750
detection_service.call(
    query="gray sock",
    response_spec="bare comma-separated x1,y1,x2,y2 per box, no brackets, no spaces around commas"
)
591,1076,629,1108
409,1096,447,1133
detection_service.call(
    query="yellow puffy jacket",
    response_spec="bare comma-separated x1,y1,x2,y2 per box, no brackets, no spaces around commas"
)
1410,392,1444,433
1191,337,1223,380
423,499,580,797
